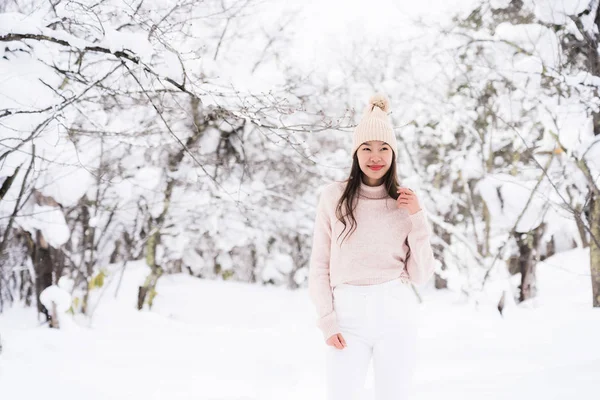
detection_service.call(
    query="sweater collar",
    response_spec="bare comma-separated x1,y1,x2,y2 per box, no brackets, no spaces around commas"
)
358,179,389,199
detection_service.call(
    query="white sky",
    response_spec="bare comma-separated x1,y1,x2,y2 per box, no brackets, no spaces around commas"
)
289,0,477,72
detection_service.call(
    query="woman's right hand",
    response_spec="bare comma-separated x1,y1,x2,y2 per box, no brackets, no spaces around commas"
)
326,333,347,349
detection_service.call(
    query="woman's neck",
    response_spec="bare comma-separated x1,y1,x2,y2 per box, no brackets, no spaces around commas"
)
362,175,383,186
358,178,388,199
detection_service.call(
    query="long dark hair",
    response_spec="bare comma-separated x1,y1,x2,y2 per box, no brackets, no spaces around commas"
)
335,150,401,246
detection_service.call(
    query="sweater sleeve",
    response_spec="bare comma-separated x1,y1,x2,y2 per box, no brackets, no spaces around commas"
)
308,187,340,341
405,209,436,286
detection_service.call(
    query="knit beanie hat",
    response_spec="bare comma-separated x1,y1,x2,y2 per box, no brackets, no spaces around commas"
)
351,93,397,157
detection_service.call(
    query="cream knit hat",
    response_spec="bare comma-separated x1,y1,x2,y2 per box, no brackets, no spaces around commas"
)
351,93,397,157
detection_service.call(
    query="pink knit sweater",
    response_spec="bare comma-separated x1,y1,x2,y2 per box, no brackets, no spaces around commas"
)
308,179,436,340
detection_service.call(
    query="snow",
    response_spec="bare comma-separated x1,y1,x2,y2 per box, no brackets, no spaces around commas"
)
216,251,234,271
476,173,547,233
132,166,163,192
57,276,75,293
0,12,45,36
97,28,154,63
15,204,70,247
198,128,222,155
1,249,599,400
0,11,89,49
262,252,295,282
584,136,600,177
494,23,560,69
39,285,72,313
533,0,590,25
34,150,97,208
490,0,512,9
539,99,593,153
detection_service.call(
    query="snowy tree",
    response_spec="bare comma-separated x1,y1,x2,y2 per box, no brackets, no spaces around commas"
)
443,0,600,305
0,0,342,315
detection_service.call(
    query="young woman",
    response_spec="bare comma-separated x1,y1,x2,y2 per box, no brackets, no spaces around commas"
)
308,94,436,400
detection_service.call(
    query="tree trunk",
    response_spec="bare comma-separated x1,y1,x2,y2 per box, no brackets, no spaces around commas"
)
20,268,34,307
575,206,590,248
137,227,164,310
434,230,450,289
49,302,59,329
589,193,600,307
514,224,545,302
29,230,54,322
25,190,63,322
137,96,209,309
582,0,600,307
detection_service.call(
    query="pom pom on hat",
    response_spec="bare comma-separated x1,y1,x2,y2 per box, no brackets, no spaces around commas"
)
369,93,390,113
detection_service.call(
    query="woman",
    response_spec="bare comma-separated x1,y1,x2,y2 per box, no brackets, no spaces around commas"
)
308,93,436,400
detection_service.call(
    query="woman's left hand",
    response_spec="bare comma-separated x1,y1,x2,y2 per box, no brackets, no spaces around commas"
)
396,187,421,215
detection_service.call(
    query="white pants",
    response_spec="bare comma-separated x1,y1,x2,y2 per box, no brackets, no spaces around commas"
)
326,277,420,400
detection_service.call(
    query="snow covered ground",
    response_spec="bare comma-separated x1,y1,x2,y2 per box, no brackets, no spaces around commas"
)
1,247,599,400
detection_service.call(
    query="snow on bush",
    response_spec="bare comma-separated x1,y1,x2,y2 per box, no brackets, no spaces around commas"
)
40,285,71,313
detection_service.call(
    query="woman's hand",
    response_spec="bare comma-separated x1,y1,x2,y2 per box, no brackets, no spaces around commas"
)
326,333,347,349
396,187,421,215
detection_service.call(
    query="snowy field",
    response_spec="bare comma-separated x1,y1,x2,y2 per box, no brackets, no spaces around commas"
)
1,247,599,400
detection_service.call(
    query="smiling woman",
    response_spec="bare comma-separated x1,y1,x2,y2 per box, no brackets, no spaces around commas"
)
308,93,436,400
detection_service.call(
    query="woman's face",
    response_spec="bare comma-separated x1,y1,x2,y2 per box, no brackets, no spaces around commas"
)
356,140,393,185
